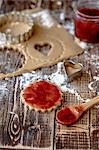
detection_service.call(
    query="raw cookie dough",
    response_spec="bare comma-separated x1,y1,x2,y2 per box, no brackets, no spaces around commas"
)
0,10,84,79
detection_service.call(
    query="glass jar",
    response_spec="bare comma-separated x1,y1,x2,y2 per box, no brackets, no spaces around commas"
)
74,0,99,44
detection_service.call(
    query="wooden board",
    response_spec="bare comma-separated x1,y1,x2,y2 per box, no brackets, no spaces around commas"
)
0,7,98,150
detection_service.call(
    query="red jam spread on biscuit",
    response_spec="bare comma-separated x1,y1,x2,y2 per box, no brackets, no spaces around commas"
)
21,80,62,111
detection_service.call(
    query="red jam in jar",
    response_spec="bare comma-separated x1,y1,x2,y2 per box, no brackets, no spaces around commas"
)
74,1,99,44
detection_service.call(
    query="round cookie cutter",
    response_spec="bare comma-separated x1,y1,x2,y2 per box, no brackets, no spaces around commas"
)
0,11,34,44
0,44,50,79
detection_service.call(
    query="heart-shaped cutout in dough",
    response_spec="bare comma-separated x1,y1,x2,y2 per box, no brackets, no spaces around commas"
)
34,43,52,56
26,32,64,63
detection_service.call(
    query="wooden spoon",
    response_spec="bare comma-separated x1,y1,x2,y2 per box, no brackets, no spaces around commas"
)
56,96,99,126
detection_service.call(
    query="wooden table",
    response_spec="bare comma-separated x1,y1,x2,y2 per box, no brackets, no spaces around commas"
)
0,9,99,150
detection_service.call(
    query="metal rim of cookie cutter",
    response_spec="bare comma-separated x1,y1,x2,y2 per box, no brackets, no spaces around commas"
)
0,11,34,44
0,44,28,80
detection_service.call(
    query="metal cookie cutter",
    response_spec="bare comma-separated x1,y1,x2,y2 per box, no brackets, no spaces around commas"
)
0,11,34,44
64,60,83,82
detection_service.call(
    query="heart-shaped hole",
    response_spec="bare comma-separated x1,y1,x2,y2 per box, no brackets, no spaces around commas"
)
34,43,52,56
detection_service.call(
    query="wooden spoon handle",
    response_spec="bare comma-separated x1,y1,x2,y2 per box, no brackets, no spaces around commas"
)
81,96,99,110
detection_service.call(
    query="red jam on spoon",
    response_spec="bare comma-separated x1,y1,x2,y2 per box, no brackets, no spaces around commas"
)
56,105,84,125
57,96,99,125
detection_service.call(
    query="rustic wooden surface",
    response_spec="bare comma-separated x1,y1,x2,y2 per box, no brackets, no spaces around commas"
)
0,6,99,150
0,76,55,149
55,49,99,150
0,46,98,150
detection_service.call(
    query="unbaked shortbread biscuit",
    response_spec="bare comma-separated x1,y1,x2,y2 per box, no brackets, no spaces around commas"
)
0,11,34,44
